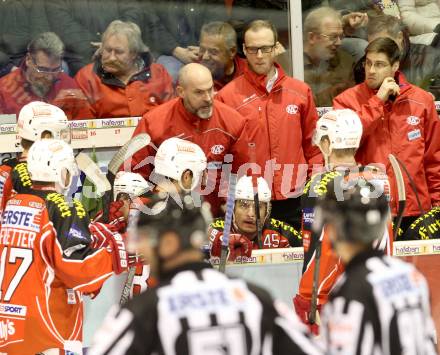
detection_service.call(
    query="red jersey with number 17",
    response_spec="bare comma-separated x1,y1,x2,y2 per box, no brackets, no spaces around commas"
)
0,190,116,354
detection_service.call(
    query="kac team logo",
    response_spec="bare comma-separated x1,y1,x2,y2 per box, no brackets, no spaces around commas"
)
211,145,225,155
286,104,299,115
407,116,420,126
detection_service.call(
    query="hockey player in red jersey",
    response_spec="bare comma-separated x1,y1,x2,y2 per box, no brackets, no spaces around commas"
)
209,175,302,261
0,139,133,354
293,109,393,335
0,101,70,222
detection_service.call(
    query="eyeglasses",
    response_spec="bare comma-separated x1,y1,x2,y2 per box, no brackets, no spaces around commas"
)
244,45,275,54
199,47,221,57
236,199,266,211
319,33,344,43
30,56,63,74
364,60,390,70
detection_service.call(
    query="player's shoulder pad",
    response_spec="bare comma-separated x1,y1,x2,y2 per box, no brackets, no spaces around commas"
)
267,218,300,238
44,193,88,223
304,170,342,198
12,162,32,191
210,218,225,231
2,157,18,168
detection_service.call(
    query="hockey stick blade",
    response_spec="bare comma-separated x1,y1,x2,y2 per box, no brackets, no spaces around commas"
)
219,173,237,273
75,153,111,196
389,154,406,240
108,133,151,175
120,266,136,305
119,208,141,305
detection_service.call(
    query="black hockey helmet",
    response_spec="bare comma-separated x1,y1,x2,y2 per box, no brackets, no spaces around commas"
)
314,176,390,244
133,192,211,250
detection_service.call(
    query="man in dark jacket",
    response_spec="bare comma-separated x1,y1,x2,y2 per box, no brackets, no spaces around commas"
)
140,0,226,82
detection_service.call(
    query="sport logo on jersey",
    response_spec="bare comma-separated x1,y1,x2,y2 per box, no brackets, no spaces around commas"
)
1,206,41,232
0,303,26,317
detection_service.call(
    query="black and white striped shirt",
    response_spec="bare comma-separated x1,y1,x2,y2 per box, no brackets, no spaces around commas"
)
89,262,323,355
320,250,437,355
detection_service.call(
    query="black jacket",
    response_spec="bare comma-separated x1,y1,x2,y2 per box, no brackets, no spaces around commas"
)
321,249,437,354
89,262,323,355
142,0,226,56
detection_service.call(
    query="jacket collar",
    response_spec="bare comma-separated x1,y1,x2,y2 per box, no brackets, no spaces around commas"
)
243,62,286,93
94,51,153,88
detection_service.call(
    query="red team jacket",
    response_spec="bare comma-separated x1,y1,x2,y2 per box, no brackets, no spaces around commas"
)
216,63,322,200
0,190,121,354
333,72,440,216
129,98,250,215
0,67,94,120
75,61,174,118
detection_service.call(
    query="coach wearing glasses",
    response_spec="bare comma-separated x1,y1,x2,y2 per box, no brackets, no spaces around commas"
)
303,7,355,107
217,19,322,231
0,32,93,120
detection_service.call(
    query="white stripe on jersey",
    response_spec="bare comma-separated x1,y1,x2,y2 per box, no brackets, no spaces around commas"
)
107,330,135,355
89,306,134,355
157,268,263,355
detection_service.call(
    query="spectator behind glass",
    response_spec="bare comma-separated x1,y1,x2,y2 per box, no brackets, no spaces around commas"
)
0,0,50,78
353,14,440,98
0,32,93,120
303,7,355,107
334,37,440,232
141,0,226,83
198,21,247,92
75,21,173,119
45,0,143,75
397,0,440,37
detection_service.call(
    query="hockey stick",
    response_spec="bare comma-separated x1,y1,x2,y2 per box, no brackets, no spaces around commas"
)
119,207,140,305
248,143,263,249
75,153,111,197
389,154,406,240
219,173,237,273
309,232,322,325
101,133,151,222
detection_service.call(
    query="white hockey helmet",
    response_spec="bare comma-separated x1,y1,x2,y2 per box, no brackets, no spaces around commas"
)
235,176,272,203
17,101,70,142
113,171,151,201
313,109,363,151
154,138,207,191
27,139,79,192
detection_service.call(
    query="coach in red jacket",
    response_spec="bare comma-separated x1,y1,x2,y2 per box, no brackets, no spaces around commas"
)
129,63,250,216
334,37,440,231
216,20,322,230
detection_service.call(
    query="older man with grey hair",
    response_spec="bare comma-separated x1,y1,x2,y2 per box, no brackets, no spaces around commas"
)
0,31,93,119
75,20,174,118
303,6,355,107
198,21,247,91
